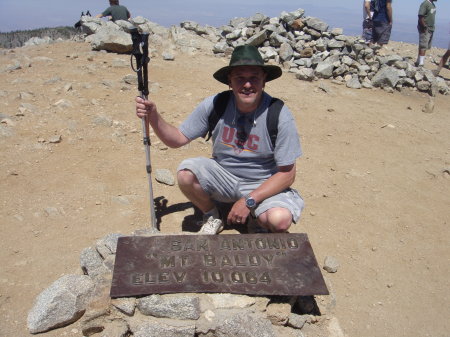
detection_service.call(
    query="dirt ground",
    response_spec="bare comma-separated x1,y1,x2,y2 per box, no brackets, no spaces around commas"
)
0,39,449,337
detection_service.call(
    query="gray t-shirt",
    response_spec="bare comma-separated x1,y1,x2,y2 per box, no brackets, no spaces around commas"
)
179,92,302,181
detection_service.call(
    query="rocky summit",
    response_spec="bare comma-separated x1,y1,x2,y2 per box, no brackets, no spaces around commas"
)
74,9,449,96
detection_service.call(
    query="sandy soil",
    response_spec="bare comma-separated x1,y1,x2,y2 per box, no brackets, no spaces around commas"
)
0,39,449,337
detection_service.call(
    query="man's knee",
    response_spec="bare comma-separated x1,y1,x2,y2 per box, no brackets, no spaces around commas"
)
177,169,197,186
259,208,293,233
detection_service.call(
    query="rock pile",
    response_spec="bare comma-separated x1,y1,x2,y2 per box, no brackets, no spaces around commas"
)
77,9,449,96
27,232,339,337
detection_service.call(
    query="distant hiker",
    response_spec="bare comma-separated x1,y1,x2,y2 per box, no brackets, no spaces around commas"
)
362,0,374,42
371,0,393,47
96,0,130,22
135,45,304,234
434,43,449,76
416,0,438,67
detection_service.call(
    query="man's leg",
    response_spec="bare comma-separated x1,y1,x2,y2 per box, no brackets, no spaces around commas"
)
251,188,304,233
417,30,431,66
177,157,242,234
435,49,450,75
178,169,222,234
257,208,293,233
177,169,215,213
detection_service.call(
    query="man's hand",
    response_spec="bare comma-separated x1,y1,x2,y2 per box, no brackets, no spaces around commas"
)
136,96,156,119
227,198,251,225
418,16,427,33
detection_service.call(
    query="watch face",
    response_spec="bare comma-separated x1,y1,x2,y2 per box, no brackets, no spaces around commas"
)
246,197,256,208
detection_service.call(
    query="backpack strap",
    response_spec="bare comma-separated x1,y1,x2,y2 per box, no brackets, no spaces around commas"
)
266,98,284,148
204,90,231,141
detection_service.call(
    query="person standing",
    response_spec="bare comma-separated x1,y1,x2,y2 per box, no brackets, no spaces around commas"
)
96,0,130,22
371,0,393,46
416,0,438,67
362,0,374,42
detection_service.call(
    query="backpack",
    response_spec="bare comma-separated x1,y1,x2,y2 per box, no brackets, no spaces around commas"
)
203,90,284,148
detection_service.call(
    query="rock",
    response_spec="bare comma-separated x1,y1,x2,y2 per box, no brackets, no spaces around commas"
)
132,321,195,337
287,313,308,329
327,40,345,49
295,68,315,81
266,302,291,325
80,247,104,278
323,256,340,273
246,30,268,47
330,28,344,36
48,135,62,144
315,61,334,79
27,275,94,334
162,51,175,61
96,233,123,258
280,9,305,25
207,293,256,309
422,97,434,113
290,19,305,31
53,99,72,108
155,168,175,186
111,298,136,316
85,27,132,53
215,312,276,337
279,42,294,62
304,17,329,32
137,294,201,320
346,75,362,89
416,80,431,92
371,66,400,88
299,47,314,58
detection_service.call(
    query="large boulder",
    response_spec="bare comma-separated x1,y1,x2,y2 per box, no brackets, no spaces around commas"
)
85,27,133,53
27,275,94,334
371,66,401,88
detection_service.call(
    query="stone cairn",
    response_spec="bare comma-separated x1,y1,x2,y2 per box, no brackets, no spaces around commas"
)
75,8,448,96
27,232,338,337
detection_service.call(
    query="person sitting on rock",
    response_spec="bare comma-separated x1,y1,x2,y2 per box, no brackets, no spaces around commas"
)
135,45,304,234
96,0,130,22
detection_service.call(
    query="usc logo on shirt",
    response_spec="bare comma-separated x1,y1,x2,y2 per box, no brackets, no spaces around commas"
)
221,126,259,152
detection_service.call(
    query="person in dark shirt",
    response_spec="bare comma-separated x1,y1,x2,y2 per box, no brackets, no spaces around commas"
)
96,0,130,22
371,0,393,46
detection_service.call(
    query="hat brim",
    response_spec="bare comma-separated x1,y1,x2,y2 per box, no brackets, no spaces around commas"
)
213,65,282,85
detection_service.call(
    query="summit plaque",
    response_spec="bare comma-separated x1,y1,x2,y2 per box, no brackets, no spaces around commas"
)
110,233,328,298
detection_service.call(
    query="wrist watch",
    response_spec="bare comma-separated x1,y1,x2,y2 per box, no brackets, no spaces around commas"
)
245,194,257,210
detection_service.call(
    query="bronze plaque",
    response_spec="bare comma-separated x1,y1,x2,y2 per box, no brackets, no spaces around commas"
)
110,233,328,297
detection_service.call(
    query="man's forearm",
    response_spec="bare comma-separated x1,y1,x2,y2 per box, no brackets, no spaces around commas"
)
387,2,393,23
249,164,296,203
364,2,372,18
147,113,189,148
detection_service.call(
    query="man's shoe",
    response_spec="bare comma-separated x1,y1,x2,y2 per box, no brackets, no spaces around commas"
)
199,216,223,235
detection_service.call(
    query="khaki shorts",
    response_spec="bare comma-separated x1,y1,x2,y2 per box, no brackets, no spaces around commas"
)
418,28,434,50
178,157,304,222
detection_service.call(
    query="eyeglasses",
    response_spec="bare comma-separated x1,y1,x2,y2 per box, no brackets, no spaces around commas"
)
236,115,248,148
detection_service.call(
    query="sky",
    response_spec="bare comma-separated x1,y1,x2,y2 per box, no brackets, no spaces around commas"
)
0,0,448,48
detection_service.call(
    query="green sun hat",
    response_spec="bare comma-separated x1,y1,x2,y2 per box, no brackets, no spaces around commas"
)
213,45,282,84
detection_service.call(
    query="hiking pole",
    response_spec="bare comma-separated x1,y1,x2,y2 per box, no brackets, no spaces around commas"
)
130,28,157,230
